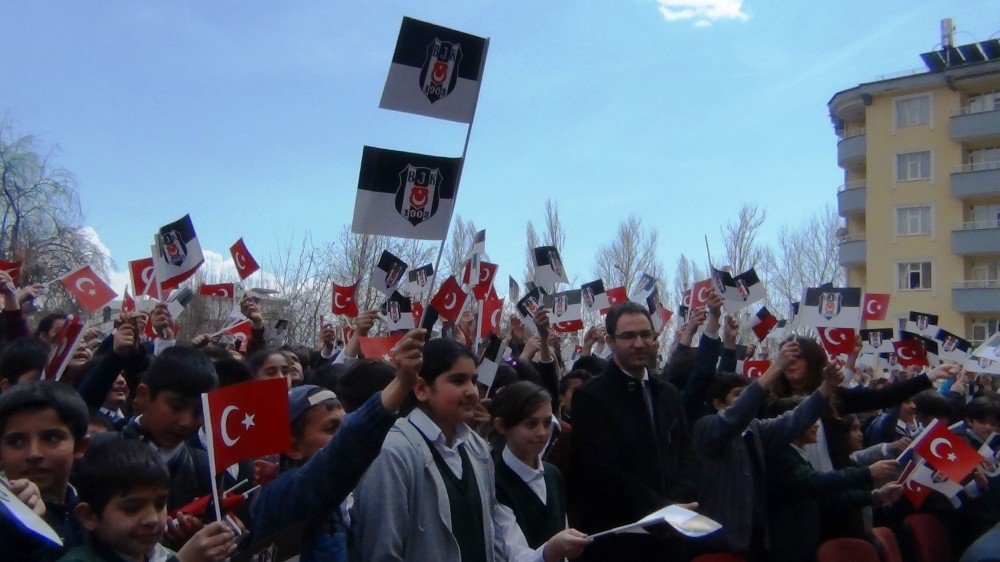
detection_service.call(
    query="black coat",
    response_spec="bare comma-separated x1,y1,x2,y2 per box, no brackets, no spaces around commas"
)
570,360,699,561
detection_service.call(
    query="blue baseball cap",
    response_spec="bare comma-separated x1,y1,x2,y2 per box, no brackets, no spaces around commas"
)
288,385,339,423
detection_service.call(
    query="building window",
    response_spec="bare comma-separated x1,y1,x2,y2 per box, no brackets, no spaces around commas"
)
897,151,931,181
896,206,932,236
971,260,1000,281
972,319,1000,342
895,94,930,128
898,261,932,290
969,147,1000,171
971,204,1000,223
968,92,1000,113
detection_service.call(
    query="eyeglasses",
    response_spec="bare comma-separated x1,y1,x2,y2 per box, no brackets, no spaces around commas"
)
614,331,656,342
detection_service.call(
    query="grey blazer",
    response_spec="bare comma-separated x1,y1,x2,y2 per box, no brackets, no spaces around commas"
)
349,414,534,562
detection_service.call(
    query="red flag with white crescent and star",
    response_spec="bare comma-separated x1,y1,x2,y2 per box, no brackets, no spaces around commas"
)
58,265,118,314
743,360,771,379
0,260,22,284
200,283,237,298
480,288,504,337
817,327,856,357
862,293,890,321
332,282,359,318
129,258,159,299
431,275,468,322
690,278,714,310
202,378,291,475
359,333,405,363
893,338,928,367
898,460,933,509
230,238,260,280
472,261,498,301
604,286,628,313
223,320,253,353
910,419,982,483
122,287,136,313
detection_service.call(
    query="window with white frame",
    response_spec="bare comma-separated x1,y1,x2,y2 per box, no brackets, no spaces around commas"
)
898,261,932,290
897,151,931,181
972,204,1000,223
895,94,930,128
971,260,1000,281
968,92,1000,113
969,147,1000,171
896,206,932,236
972,319,1000,342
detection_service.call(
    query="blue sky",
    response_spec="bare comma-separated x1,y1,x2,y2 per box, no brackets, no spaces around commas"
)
2,1,999,295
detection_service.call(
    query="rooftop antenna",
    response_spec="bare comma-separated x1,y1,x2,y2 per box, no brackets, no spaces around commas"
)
942,18,955,66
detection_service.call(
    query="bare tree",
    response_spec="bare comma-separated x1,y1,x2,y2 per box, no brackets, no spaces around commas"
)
523,221,540,282
0,123,111,317
673,254,706,305
593,215,663,294
721,203,767,274
765,204,844,310
444,215,478,279
541,199,565,254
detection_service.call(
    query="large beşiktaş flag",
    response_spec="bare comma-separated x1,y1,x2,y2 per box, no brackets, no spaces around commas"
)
153,214,204,292
380,17,487,123
352,146,462,240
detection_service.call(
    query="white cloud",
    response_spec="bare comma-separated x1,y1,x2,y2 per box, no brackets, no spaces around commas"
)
79,226,111,260
202,250,239,280
657,0,749,26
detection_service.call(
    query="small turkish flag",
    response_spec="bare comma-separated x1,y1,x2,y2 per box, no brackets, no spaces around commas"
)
431,276,468,322
818,328,856,357
412,300,425,327
657,302,673,327
230,238,260,280
332,283,359,318
122,287,136,313
743,360,771,379
690,278,714,310
604,286,628,313
129,258,159,299
0,260,22,283
200,283,237,298
751,307,778,341
472,262,498,301
58,265,118,314
359,333,405,362
202,378,291,474
480,288,504,337
898,460,932,510
893,339,928,367
44,316,85,381
911,419,982,483
223,320,253,352
862,293,890,321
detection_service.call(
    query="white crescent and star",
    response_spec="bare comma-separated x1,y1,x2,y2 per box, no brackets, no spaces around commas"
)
75,277,97,296
696,287,709,305
898,347,916,360
443,293,458,310
141,265,155,285
866,299,880,315
929,437,958,462
747,367,761,377
334,293,346,309
219,405,255,447
236,253,247,271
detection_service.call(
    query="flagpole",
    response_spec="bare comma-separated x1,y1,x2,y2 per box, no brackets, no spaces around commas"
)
200,393,224,523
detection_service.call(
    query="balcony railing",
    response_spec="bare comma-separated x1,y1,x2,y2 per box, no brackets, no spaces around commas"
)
837,127,866,141
954,280,1000,289
955,104,1000,116
954,220,1000,231
838,233,866,243
957,160,1000,173
837,180,866,193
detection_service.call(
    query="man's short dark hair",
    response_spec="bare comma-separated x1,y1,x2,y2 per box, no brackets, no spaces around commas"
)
966,395,1000,422
305,363,346,393
604,302,653,338
74,439,169,515
0,380,89,443
34,313,67,337
705,373,749,405
559,369,593,396
913,389,953,420
143,346,218,399
570,356,606,376
338,360,394,413
214,358,253,388
0,337,51,386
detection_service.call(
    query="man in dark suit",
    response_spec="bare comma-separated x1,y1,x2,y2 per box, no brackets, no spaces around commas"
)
570,301,701,562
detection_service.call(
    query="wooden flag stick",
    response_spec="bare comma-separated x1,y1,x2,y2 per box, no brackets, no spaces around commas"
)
704,235,714,270
199,393,224,524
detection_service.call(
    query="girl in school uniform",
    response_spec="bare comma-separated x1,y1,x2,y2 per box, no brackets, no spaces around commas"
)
349,338,589,562
490,381,572,550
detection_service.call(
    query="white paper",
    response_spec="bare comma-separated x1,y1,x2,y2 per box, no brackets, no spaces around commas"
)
0,478,63,545
590,504,721,540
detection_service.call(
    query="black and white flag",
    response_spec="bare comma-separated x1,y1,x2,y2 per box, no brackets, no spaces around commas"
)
477,333,508,390
380,17,488,124
860,328,894,354
532,246,569,289
370,250,408,298
711,267,765,314
543,289,584,333
352,146,462,241
403,263,435,297
932,328,971,364
905,311,940,338
381,292,415,332
631,273,658,304
153,214,204,292
797,287,861,329
580,279,610,314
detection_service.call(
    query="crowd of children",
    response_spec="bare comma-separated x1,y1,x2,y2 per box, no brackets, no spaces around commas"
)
0,284,997,562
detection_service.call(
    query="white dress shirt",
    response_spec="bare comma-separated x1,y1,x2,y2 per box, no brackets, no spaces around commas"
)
502,445,547,505
409,407,472,478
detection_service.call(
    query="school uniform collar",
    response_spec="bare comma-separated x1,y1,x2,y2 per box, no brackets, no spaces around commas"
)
130,415,185,464
501,445,544,484
409,407,471,449
791,443,810,461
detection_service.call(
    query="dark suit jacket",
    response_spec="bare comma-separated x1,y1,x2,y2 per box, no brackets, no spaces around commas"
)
570,359,699,561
